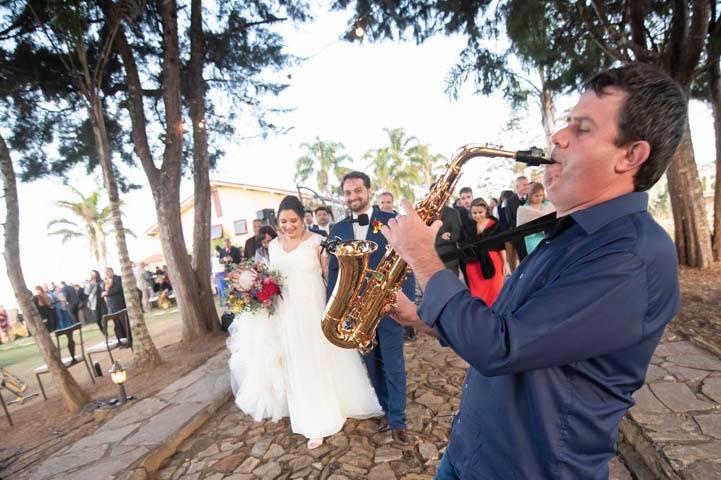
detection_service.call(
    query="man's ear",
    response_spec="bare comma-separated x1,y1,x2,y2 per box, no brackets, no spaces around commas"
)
617,140,651,174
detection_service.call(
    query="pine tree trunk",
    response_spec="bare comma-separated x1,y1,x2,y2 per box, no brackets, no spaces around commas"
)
709,57,721,261
88,98,161,371
101,0,216,343
156,189,209,341
190,0,220,332
539,67,556,149
666,119,714,268
0,134,88,412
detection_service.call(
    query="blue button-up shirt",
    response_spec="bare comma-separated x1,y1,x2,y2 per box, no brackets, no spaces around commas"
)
418,192,679,479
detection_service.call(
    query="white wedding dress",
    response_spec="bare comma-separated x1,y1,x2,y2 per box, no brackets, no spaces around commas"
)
227,233,382,438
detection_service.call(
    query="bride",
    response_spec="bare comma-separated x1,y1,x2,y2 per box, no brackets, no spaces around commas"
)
227,195,382,448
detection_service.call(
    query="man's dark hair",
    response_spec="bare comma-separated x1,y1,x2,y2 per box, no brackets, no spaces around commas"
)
304,209,313,215
314,206,329,214
584,63,687,192
341,171,371,189
459,187,473,195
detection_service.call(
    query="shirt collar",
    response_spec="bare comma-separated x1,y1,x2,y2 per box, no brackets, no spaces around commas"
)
568,191,649,235
352,205,374,220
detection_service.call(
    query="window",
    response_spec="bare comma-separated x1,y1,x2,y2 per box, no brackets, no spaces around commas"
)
210,224,223,239
233,219,248,235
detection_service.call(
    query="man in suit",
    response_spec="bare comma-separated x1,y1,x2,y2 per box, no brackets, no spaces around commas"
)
242,220,262,260
303,210,315,229
326,171,416,445
309,206,333,237
220,237,242,264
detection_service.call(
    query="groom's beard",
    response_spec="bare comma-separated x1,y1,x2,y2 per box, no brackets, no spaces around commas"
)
348,198,370,214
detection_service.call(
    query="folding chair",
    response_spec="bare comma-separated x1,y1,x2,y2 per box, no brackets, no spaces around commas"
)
86,310,132,376
34,323,95,400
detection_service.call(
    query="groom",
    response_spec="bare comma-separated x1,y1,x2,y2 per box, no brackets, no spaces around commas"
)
326,172,416,445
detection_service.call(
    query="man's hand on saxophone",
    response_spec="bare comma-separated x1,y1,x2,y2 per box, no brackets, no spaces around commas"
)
384,291,438,339
380,198,445,291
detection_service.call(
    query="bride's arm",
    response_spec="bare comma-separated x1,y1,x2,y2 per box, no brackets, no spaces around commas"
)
317,245,329,280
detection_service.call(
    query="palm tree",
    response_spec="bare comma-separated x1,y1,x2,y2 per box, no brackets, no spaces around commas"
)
47,186,111,266
408,144,447,188
365,128,423,202
47,186,134,266
294,138,352,197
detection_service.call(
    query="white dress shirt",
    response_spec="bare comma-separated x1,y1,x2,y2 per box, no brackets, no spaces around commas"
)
352,205,374,240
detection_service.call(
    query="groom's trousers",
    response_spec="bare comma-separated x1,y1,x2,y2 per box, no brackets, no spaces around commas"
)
362,316,407,429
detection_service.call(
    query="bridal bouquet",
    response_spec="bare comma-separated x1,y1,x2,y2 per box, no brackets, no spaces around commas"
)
226,259,284,315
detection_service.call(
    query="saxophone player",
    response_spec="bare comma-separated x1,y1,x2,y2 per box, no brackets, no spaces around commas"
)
382,64,686,480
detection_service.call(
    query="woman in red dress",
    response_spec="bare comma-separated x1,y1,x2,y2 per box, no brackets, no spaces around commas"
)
462,198,509,306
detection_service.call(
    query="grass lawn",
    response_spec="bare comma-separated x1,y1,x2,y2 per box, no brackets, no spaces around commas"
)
0,308,183,370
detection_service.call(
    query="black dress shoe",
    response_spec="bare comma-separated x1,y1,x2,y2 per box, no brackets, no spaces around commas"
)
377,417,390,432
392,428,410,445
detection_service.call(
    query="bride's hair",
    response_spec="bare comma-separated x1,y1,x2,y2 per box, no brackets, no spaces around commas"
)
278,195,305,220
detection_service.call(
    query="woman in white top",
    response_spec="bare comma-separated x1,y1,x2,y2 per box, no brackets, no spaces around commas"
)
516,182,556,255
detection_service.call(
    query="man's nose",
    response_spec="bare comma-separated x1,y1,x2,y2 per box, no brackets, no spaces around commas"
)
550,126,569,149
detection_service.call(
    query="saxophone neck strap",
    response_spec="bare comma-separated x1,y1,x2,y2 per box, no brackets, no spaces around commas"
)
459,212,559,251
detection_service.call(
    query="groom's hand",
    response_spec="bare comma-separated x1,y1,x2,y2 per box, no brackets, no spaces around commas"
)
381,199,445,290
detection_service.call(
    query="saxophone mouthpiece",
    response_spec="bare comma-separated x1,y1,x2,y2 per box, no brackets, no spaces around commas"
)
516,147,555,166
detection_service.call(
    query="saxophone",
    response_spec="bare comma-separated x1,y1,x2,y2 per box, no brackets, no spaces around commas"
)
322,144,551,353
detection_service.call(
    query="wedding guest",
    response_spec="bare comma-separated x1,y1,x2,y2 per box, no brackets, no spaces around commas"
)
309,206,333,236
383,64,687,479
103,267,130,344
84,270,105,333
221,237,243,264
378,192,396,213
243,220,263,260
52,285,72,330
434,204,463,275
33,286,57,332
254,225,278,263
133,261,154,312
461,198,508,306
212,251,228,306
517,182,556,255
303,210,314,229
60,281,81,324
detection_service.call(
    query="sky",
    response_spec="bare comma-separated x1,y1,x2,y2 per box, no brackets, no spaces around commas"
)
0,7,716,309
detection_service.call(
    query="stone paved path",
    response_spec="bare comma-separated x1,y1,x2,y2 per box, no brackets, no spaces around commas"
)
153,335,633,480
23,353,231,480
621,330,721,479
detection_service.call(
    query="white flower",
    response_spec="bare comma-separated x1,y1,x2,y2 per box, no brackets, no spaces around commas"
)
237,269,257,291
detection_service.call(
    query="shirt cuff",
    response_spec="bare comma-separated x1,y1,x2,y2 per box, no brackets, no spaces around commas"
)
417,269,467,329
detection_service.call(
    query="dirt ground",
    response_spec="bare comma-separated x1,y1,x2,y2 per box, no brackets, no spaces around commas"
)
0,310,227,479
670,262,721,353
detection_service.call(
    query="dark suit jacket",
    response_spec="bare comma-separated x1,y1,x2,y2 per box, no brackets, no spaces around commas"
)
309,224,331,237
503,193,528,259
105,275,126,313
434,206,463,269
61,284,80,308
326,208,416,302
221,245,243,263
